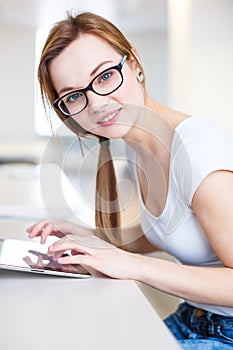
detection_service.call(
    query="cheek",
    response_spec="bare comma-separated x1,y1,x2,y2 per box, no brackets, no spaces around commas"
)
120,74,144,106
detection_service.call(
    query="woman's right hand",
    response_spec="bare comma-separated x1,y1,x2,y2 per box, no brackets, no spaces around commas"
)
26,220,94,244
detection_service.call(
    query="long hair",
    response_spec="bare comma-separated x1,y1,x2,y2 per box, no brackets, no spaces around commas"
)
38,12,145,246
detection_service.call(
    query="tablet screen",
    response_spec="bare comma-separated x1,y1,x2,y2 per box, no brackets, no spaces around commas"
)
0,238,90,277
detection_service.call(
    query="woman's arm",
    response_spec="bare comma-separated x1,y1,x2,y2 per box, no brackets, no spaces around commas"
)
27,218,159,253
133,170,233,306
48,170,233,307
132,170,233,306
47,233,233,307
138,170,233,305
135,256,233,307
27,219,95,244
191,170,233,268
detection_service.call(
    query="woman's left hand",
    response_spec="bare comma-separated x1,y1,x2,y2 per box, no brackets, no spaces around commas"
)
47,234,140,279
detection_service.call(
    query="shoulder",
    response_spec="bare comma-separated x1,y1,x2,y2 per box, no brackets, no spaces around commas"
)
173,116,233,151
171,116,233,204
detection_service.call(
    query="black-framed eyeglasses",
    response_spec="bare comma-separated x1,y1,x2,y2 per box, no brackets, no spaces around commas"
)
53,55,127,117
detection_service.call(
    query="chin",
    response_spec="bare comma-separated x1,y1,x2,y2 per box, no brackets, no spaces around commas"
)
97,124,132,140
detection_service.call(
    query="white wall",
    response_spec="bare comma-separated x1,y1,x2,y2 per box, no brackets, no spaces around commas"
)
1,0,232,145
0,25,167,143
168,0,233,134
0,24,36,142
127,31,168,104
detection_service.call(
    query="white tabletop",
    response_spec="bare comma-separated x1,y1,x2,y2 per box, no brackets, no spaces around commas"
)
0,163,180,349
0,270,180,350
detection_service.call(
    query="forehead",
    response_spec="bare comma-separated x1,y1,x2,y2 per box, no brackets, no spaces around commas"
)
50,34,119,89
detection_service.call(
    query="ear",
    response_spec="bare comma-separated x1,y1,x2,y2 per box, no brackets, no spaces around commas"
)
129,47,142,70
128,48,145,86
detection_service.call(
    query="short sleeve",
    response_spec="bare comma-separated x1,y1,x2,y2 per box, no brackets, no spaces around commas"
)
172,117,233,205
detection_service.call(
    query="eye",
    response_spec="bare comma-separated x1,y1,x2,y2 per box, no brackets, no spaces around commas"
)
66,92,81,104
100,72,112,82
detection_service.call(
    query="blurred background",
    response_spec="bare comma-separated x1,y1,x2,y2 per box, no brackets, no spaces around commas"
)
0,0,232,317
0,0,232,153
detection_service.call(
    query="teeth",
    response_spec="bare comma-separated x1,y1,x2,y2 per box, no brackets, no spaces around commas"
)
99,111,117,123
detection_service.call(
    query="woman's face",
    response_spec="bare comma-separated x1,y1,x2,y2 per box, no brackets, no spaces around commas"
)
50,33,145,139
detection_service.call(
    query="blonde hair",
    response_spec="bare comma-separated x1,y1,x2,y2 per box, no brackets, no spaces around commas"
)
38,12,145,246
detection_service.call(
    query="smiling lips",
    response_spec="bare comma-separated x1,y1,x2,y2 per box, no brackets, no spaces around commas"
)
97,108,121,126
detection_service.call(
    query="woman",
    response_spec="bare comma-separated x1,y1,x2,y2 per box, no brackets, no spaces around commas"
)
27,12,233,349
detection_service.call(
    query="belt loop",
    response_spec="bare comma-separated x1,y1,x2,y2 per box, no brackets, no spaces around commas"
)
207,312,215,334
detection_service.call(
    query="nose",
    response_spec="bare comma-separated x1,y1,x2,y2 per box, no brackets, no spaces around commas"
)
86,90,110,112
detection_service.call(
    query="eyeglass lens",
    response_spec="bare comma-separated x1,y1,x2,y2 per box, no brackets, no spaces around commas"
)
58,66,123,116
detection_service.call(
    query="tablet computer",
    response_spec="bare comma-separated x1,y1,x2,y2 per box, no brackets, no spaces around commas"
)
0,238,91,278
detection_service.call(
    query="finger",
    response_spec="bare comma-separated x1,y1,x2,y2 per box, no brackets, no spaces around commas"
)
53,251,67,260
27,220,50,238
27,220,49,233
56,255,104,277
48,236,92,256
40,223,54,244
57,254,92,266
40,223,62,244
71,250,78,255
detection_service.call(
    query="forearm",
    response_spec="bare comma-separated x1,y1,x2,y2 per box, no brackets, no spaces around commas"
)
133,255,233,307
62,220,95,237
65,220,157,253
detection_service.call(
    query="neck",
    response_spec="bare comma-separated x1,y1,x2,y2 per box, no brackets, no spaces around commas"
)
124,95,189,160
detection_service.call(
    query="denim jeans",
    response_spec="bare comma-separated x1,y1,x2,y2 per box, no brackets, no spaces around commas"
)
164,302,233,349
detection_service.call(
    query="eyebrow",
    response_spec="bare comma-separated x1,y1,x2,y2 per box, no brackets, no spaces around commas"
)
58,60,113,96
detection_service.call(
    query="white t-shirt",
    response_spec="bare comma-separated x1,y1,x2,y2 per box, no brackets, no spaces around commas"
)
135,116,233,316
